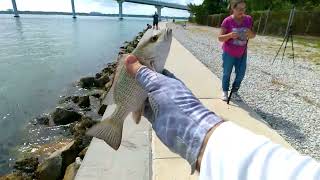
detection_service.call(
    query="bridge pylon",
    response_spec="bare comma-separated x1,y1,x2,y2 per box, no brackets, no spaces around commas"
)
11,0,19,17
71,0,76,18
117,0,125,20
155,5,163,21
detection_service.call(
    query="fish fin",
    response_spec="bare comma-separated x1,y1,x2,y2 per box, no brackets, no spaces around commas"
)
86,117,123,150
132,104,144,124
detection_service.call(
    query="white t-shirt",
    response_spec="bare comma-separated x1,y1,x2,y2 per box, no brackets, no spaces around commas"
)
199,122,320,180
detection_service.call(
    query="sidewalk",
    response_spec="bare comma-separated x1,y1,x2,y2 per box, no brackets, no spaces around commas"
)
75,104,151,180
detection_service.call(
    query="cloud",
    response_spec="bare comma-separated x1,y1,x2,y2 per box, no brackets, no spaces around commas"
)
0,0,203,16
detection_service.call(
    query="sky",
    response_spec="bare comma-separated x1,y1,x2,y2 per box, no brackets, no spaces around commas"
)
0,0,203,17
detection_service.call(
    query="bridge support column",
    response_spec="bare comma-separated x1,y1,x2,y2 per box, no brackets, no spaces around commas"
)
118,0,124,20
71,0,76,18
11,0,19,17
155,6,162,21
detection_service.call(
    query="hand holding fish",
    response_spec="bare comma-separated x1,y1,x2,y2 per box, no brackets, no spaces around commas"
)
126,55,224,173
86,28,173,150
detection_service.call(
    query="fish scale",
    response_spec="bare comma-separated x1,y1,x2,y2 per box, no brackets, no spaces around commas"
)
115,65,147,111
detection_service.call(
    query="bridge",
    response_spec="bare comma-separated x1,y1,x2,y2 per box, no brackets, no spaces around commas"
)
9,0,190,20
118,0,189,20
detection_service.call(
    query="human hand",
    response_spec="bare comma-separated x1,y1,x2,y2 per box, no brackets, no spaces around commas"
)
245,29,255,39
229,32,240,39
125,55,223,173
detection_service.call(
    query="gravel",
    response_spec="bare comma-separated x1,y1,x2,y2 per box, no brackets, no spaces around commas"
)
169,23,320,160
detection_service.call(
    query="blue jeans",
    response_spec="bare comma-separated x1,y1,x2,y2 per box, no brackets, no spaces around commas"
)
222,52,247,92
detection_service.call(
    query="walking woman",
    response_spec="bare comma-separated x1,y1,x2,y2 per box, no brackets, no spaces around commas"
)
218,0,256,101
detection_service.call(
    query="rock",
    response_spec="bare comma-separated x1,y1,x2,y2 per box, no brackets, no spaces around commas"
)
98,104,107,116
79,77,95,89
13,157,39,174
71,96,79,104
126,46,135,53
78,147,88,160
35,140,83,180
88,90,104,98
104,81,112,91
59,96,72,104
60,141,79,174
95,73,102,79
52,108,82,125
0,172,32,180
34,115,50,125
101,66,115,75
75,157,82,165
74,135,92,151
70,117,97,137
78,96,90,108
62,162,80,180
119,49,126,55
35,153,62,180
94,74,110,88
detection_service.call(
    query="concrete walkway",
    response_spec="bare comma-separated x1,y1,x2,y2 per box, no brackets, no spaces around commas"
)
76,24,293,180
75,104,151,180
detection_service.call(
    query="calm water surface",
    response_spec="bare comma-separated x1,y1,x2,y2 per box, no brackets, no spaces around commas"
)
0,14,149,174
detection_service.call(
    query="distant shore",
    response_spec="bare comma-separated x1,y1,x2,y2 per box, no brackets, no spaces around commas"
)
0,11,188,20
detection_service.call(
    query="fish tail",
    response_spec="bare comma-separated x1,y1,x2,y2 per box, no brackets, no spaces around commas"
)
86,106,127,150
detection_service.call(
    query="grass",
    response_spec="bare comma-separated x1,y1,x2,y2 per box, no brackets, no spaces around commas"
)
174,21,187,25
250,34,320,66
294,35,320,49
293,35,320,65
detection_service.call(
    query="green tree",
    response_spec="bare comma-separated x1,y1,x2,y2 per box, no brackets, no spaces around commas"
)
188,0,228,24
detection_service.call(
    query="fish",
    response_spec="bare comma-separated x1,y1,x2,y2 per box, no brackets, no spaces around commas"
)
86,28,173,150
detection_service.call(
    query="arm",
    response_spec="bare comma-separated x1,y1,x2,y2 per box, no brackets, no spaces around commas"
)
218,27,239,42
246,29,256,39
124,55,320,179
246,16,256,39
199,122,320,180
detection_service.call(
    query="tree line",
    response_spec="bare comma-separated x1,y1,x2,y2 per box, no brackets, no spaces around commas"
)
188,0,320,18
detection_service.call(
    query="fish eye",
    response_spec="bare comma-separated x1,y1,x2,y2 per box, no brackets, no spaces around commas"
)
151,35,158,42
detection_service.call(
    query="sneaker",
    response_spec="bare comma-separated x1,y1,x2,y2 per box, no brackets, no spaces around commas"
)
222,91,228,101
231,91,241,101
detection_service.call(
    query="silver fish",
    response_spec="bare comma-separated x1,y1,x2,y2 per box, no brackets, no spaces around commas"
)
86,28,173,150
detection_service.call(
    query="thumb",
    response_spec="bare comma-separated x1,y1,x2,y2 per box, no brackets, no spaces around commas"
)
125,54,162,93
125,54,142,77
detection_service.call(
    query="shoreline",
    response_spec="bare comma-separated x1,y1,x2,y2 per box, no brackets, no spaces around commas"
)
0,27,148,179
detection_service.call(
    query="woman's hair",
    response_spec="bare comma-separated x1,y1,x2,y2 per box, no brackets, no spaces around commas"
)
228,0,246,11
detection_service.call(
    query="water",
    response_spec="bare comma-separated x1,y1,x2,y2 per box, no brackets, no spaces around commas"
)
0,14,149,174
